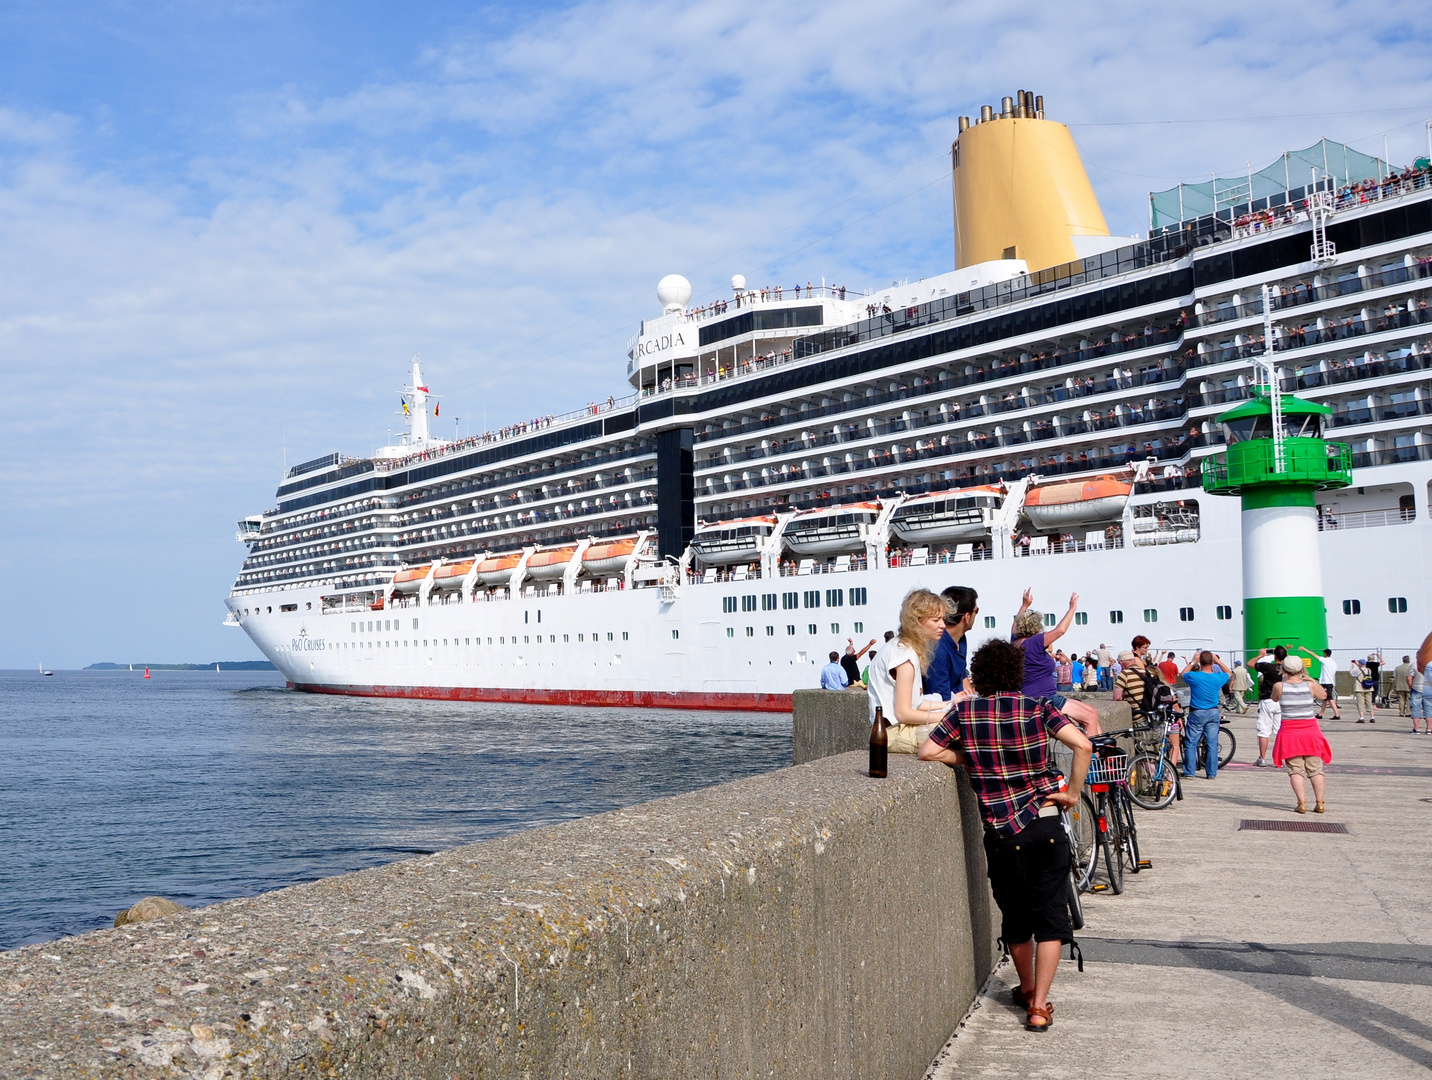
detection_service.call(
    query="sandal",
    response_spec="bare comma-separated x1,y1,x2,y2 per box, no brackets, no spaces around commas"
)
1314,801,1325,814
1295,802,1307,814
1025,1003,1054,1032
1011,985,1034,1009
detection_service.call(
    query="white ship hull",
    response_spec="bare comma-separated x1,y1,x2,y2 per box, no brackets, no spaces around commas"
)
230,464,1432,710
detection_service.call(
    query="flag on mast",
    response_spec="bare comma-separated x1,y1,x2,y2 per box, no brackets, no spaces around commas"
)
402,400,409,416
434,402,440,417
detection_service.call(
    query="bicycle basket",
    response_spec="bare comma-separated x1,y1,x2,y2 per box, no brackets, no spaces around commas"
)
1086,752,1129,786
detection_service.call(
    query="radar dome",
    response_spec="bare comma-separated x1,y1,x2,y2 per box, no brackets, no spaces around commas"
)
731,274,747,292
657,274,692,314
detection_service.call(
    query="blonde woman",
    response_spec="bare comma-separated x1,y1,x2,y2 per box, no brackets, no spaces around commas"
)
868,589,949,753
1011,589,1102,734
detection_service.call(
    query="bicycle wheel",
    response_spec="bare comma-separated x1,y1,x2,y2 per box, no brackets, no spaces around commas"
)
1098,815,1123,895
1127,752,1179,810
1066,871,1085,931
1067,793,1098,890
1117,788,1141,872
1218,724,1236,767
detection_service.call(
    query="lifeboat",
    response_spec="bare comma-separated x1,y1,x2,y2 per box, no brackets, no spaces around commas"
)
1022,477,1132,531
524,546,577,581
477,552,523,586
689,516,775,566
391,564,431,594
432,560,475,590
582,536,653,577
890,486,1003,545
781,502,880,557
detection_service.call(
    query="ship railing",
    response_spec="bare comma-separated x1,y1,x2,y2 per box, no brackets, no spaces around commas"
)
1198,262,1432,327
775,557,869,577
887,547,992,567
686,565,768,585
1012,533,1129,556
667,282,862,327
1318,506,1416,532
679,325,1185,427
1189,305,1432,370
372,395,639,475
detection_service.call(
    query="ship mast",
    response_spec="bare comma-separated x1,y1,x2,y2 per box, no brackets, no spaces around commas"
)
403,356,431,445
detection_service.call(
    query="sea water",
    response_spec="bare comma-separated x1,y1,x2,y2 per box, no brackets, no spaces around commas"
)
0,669,792,950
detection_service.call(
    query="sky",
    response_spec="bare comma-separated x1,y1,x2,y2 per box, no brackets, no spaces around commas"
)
2,0,1431,668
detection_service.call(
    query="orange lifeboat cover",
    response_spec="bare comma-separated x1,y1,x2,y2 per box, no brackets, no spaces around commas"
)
477,552,523,572
392,564,431,583
583,538,638,561
1023,477,1131,507
526,546,577,569
433,560,475,579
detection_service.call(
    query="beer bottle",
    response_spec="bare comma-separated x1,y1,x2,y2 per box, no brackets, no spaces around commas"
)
869,705,889,778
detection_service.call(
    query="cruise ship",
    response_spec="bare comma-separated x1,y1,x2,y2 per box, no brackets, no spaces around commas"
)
227,91,1432,709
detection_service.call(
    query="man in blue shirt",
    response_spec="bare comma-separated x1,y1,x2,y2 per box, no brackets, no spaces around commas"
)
1181,650,1230,779
819,651,849,690
925,586,979,701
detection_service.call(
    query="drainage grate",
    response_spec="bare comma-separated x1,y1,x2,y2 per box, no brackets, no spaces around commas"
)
1238,819,1348,834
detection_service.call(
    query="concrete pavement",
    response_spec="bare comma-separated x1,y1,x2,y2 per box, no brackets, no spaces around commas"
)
925,702,1432,1079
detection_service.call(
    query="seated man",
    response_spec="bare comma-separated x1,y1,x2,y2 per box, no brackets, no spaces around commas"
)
920,640,1093,1032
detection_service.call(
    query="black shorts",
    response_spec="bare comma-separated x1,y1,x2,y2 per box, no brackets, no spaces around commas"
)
983,815,1073,945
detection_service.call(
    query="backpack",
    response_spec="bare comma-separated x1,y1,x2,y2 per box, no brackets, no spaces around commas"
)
1137,669,1172,715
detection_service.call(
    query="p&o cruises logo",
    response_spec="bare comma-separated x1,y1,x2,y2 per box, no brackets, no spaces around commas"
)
291,627,326,652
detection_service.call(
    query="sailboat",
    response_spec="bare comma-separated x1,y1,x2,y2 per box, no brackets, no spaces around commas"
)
39,663,53,677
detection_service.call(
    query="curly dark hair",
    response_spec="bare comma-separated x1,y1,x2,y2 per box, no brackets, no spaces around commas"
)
970,638,1025,696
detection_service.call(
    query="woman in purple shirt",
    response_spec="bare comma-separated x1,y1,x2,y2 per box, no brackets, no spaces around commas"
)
1012,589,1102,734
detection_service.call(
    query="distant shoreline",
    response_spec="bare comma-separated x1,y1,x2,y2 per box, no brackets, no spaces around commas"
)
83,661,278,671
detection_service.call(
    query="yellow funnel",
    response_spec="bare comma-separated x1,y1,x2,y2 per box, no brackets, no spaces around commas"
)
952,96,1110,273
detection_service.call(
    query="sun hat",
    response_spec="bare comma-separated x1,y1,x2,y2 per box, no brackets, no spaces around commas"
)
1117,650,1136,664
1281,656,1305,674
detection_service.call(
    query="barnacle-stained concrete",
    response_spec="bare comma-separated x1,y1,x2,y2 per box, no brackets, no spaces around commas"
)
2,751,996,1079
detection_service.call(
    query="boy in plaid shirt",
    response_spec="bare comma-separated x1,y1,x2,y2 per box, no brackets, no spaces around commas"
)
920,638,1092,1031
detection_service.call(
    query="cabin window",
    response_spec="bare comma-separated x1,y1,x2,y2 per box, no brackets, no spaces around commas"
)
1179,608,1195,622
804,590,821,609
826,589,844,608
672,629,680,639
1388,597,1407,613
623,632,629,640
747,627,755,637
1074,612,1088,625
563,634,569,642
1143,609,1158,623
412,619,419,630
578,633,585,641
608,633,614,641
830,623,840,634
723,597,738,614
1110,610,1124,624
783,592,799,610
762,594,777,610
727,627,734,638
742,595,757,612
767,626,775,636
523,636,528,644
808,624,818,635
1342,599,1361,615
849,588,867,606
854,622,864,633
984,616,996,628
351,622,356,632
1216,606,1233,620
788,625,796,635
1042,613,1055,627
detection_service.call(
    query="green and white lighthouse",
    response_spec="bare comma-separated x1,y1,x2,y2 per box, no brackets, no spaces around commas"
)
1202,299,1353,653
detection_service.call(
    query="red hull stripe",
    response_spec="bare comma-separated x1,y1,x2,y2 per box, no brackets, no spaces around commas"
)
289,682,794,713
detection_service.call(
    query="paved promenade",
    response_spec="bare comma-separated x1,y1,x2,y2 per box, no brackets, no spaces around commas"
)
926,703,1432,1079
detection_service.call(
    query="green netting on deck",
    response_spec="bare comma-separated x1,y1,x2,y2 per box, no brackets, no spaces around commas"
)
1149,140,1390,230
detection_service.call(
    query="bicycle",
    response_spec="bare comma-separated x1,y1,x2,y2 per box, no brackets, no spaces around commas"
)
1125,715,1184,810
1060,805,1087,931
1083,740,1143,894
1193,718,1237,772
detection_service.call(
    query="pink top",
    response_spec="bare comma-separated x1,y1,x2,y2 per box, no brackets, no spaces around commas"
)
1272,717,1333,767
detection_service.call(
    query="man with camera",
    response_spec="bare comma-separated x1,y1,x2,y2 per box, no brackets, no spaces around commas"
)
1181,651,1231,780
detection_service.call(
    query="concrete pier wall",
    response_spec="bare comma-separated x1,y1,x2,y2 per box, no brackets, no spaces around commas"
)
2,749,997,1079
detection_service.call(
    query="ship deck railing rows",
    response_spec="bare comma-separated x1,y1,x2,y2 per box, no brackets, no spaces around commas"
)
667,281,862,325
371,395,639,475
1189,298,1432,369
693,326,1186,443
1197,260,1431,326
